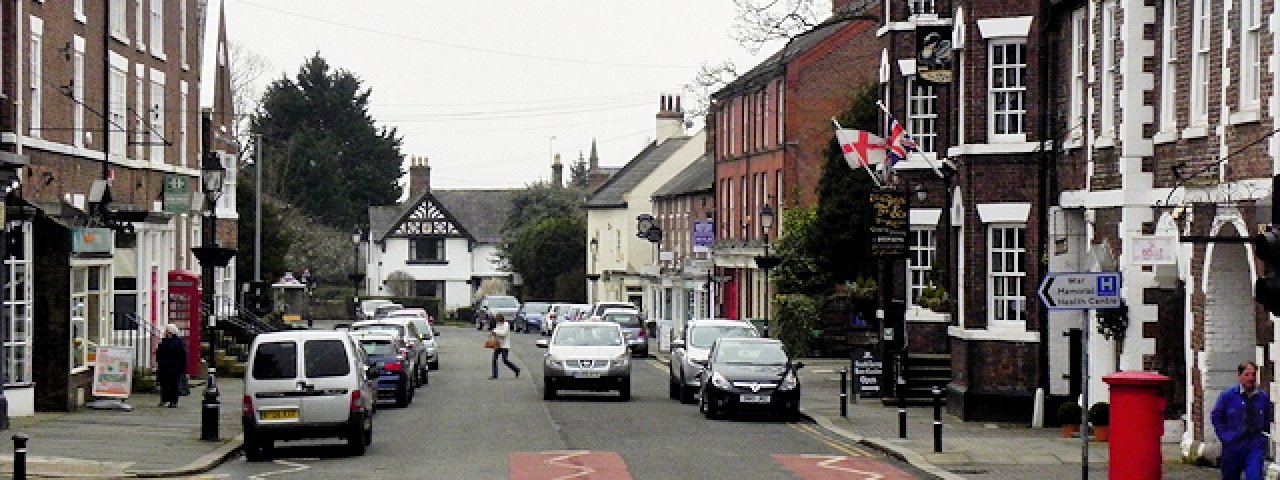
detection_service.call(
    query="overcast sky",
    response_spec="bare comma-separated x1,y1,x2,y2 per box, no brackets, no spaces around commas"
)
221,0,787,189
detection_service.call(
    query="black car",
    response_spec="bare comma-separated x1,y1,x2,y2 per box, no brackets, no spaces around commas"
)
698,338,803,420
351,331,414,407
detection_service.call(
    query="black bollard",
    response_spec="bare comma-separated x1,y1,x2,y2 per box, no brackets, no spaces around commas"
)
897,355,907,439
839,368,848,418
932,385,942,453
201,369,220,441
12,433,28,480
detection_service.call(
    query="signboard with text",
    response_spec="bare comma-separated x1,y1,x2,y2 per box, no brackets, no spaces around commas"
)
162,174,191,213
1038,272,1122,310
869,189,909,257
692,220,714,253
852,347,883,398
91,346,134,398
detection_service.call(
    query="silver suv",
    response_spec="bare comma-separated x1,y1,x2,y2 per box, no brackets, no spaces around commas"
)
668,319,760,404
475,295,521,330
536,321,630,401
242,330,376,460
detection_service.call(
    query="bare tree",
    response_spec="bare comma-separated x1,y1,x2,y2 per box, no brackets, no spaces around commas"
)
228,40,272,154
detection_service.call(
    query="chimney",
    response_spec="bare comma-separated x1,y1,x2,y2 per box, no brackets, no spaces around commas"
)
655,94,685,143
408,155,431,197
588,138,599,171
551,153,564,188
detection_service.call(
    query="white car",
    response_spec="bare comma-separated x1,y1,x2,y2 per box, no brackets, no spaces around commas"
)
242,330,376,461
536,321,630,401
668,319,761,404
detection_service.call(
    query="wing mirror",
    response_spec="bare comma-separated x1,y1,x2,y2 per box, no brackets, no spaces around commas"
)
535,339,549,348
670,339,685,350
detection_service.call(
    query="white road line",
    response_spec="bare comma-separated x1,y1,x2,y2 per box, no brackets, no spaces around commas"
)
799,454,886,479
543,450,596,480
248,459,311,480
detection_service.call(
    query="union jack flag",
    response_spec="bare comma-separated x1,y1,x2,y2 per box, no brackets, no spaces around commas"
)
885,115,919,166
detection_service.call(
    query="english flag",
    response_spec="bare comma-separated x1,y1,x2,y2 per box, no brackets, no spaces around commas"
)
835,129,887,169
885,115,919,166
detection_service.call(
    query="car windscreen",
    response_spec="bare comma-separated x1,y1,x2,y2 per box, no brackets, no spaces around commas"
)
305,339,351,377
252,341,298,379
602,313,642,328
487,297,520,309
525,303,552,314
359,340,396,356
553,326,623,347
689,325,759,348
409,320,432,338
714,342,788,364
353,324,405,337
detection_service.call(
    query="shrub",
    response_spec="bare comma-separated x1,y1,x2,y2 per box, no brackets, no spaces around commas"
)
1088,402,1110,426
1056,401,1083,425
773,294,819,358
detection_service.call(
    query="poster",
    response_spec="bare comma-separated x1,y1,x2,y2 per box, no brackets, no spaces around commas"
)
916,25,954,85
852,347,883,398
91,346,134,398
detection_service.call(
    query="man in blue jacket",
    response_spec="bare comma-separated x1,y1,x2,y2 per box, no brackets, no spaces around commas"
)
1212,362,1271,480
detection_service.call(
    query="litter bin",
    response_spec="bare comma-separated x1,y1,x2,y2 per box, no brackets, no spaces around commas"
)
747,318,768,337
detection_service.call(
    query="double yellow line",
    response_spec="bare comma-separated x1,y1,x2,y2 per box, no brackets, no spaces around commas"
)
789,422,871,457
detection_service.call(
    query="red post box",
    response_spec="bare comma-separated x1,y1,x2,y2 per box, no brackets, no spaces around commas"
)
1103,371,1171,480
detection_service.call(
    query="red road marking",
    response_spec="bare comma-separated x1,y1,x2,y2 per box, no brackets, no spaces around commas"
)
773,454,918,480
510,451,632,480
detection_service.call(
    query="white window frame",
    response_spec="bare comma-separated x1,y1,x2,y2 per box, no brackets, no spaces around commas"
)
987,224,1027,323
108,57,128,159
150,71,165,163
1158,0,1177,135
907,78,938,154
1189,0,1210,126
1068,8,1086,145
109,0,128,41
70,264,110,373
73,37,86,148
4,222,33,385
1099,1,1116,142
908,227,937,304
135,0,146,51
911,0,936,15
1239,0,1261,111
74,0,87,23
28,17,42,139
135,66,146,160
180,0,188,68
149,0,164,59
180,81,189,168
988,39,1027,142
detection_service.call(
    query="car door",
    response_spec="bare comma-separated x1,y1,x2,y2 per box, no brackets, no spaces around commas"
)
249,339,306,425
300,338,358,424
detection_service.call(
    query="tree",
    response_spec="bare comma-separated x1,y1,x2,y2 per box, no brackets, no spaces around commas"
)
772,204,830,295
500,182,586,246
506,216,587,301
227,41,271,152
570,153,589,188
235,180,293,284
728,0,830,53
250,54,403,229
812,82,880,284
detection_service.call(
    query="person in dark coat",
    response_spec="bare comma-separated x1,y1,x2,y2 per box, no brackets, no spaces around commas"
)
155,324,188,408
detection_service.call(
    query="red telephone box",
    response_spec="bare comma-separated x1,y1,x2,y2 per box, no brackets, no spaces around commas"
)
168,271,202,377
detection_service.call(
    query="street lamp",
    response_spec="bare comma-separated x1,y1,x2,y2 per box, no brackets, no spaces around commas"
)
191,111,236,442
636,214,663,318
586,237,600,303
754,204,780,337
348,229,365,316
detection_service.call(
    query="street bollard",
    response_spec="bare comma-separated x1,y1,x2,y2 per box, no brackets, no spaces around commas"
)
839,368,848,418
897,356,907,439
932,385,943,453
12,433,28,480
201,368,220,441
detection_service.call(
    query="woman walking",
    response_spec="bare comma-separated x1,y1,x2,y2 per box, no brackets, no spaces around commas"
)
155,324,188,408
490,315,521,379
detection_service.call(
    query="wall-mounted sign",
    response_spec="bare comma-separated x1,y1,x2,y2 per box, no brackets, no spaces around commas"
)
163,174,191,214
916,25,954,85
692,219,714,253
869,189,909,257
71,227,114,254
1131,236,1177,265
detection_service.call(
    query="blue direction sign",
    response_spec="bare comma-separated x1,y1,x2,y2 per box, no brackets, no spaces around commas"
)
1038,272,1122,310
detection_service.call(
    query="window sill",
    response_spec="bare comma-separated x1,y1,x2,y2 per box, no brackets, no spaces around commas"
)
151,51,167,62
1228,109,1261,125
1153,130,1178,145
406,260,448,265
1062,136,1083,150
1180,125,1208,140
947,323,1040,342
75,13,87,24
1094,135,1116,149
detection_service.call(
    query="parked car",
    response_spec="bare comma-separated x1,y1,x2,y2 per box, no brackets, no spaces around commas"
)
373,303,404,319
475,295,520,330
350,319,428,386
699,337,803,420
242,330,376,461
349,331,414,407
388,308,439,337
598,308,647,357
357,299,395,320
536,321,630,401
562,303,591,324
588,301,637,320
669,319,761,404
515,301,552,333
540,303,570,335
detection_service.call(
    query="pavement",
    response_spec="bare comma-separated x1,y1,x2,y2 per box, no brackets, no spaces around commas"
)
0,332,1220,479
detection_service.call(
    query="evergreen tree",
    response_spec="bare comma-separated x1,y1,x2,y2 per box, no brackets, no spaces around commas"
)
570,152,589,188
250,54,402,229
812,83,880,284
506,216,587,301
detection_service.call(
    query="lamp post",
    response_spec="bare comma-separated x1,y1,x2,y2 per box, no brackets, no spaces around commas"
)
191,111,236,442
587,237,600,303
753,204,780,337
348,229,365,316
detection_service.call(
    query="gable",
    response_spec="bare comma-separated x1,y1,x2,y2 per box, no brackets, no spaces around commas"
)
385,192,471,240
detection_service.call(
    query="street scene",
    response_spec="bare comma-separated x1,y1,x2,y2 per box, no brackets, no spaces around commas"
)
0,0,1277,479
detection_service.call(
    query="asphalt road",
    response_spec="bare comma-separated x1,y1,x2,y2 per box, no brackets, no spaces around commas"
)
208,324,928,479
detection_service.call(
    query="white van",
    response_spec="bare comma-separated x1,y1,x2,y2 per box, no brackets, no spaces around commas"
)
242,330,376,460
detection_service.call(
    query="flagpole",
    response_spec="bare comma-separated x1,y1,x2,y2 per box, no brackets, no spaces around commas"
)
875,101,946,180
832,118,884,188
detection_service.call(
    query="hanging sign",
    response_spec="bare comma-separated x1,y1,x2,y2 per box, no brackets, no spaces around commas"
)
163,174,192,213
91,346,134,398
1131,236,1177,265
869,189,909,257
916,25,954,85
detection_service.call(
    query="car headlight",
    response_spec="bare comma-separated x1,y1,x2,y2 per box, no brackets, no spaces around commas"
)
545,356,563,368
613,354,630,368
689,356,708,367
710,372,732,389
778,372,799,391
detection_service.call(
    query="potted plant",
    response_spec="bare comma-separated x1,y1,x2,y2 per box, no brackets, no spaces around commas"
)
917,285,952,313
1057,401,1083,438
1088,402,1110,442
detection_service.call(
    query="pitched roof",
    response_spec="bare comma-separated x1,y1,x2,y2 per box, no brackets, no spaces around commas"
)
652,153,712,199
713,16,860,99
585,137,692,208
369,189,516,244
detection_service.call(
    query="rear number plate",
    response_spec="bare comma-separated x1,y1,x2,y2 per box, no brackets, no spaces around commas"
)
740,394,771,404
572,371,601,379
260,409,299,420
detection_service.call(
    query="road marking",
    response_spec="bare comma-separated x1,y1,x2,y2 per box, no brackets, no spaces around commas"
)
790,423,871,457
511,451,632,480
773,454,917,479
248,459,311,479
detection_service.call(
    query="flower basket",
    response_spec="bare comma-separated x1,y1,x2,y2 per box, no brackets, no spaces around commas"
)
1056,402,1082,438
1088,402,1110,442
917,285,952,313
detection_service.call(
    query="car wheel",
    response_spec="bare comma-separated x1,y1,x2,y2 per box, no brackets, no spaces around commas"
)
420,367,430,386
679,374,695,404
395,383,411,408
668,375,680,400
700,387,718,419
619,383,631,401
543,380,556,400
429,360,439,371
243,427,271,462
347,415,369,456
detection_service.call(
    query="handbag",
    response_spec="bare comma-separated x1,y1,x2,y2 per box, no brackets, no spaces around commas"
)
178,375,191,396
484,338,498,349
